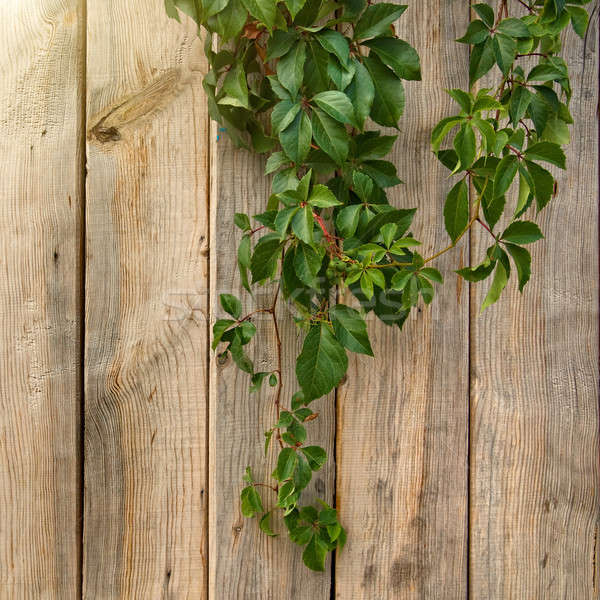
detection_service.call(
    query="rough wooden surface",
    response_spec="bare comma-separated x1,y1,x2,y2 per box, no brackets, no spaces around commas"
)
208,135,335,598
0,1,85,597
469,5,600,598
83,2,209,597
335,2,470,597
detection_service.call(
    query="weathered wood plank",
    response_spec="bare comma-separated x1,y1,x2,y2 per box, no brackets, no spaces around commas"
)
208,138,335,596
0,1,84,597
469,8,600,599
84,3,209,597
335,2,470,597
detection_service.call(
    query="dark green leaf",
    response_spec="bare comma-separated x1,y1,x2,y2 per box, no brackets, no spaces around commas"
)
294,242,323,285
457,20,490,44
251,234,282,283
472,3,494,27
346,60,374,129
303,534,328,571
312,107,349,164
353,3,407,40
277,41,307,97
505,243,531,292
364,37,421,81
330,304,374,356
315,30,350,66
212,318,235,350
220,293,242,319
453,123,476,170
524,142,566,169
363,56,405,128
300,445,327,470
280,111,312,164
443,179,469,243
497,18,531,38
277,448,298,481
312,91,356,126
259,511,278,537
501,220,543,244
470,38,495,85
525,160,555,211
492,33,516,76
296,323,348,401
493,154,519,198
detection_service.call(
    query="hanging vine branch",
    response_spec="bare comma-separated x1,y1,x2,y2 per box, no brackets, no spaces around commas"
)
165,0,591,571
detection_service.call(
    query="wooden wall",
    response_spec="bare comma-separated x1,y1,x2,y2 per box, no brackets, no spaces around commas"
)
0,0,597,598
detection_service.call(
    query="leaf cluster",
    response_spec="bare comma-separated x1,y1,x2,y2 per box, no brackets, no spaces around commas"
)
166,0,590,571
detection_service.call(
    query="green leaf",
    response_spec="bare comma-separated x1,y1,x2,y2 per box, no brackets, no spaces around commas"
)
221,63,249,109
274,207,299,238
303,534,328,571
447,89,473,113
524,142,566,169
285,0,306,19
292,205,314,245
363,56,405,128
568,6,589,38
251,234,282,283
267,30,299,60
207,0,248,41
330,304,374,356
364,37,421,81
293,453,313,490
470,38,495,85
336,204,362,237
230,333,253,373
300,445,327,470
234,213,251,231
250,372,269,394
271,101,301,135
238,234,251,293
492,33,516,76
240,0,277,29
212,318,235,350
294,242,323,285
312,91,356,127
353,3,407,40
277,448,298,481
309,184,342,207
346,60,374,130
277,41,307,97
472,3,494,28
525,160,555,211
505,243,531,292
493,154,519,199
509,85,533,126
456,259,495,282
481,261,508,312
296,323,348,401
312,107,349,165
280,111,312,164
359,208,416,242
220,293,242,319
241,486,264,518
352,171,374,202
457,20,490,45
453,123,476,170
444,179,469,243
315,30,350,67
501,220,544,244
496,18,531,38
420,267,443,284
259,511,278,537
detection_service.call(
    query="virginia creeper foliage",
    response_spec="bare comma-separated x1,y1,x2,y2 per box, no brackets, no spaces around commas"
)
166,0,591,571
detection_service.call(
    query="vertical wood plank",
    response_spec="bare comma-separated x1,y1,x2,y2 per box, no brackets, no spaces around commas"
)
469,8,600,599
208,137,334,595
335,2,470,598
84,3,209,597
0,1,84,597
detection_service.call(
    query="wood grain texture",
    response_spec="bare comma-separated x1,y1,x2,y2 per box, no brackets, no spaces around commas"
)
0,1,84,597
469,4,600,598
335,2,470,597
84,3,209,597
208,141,335,596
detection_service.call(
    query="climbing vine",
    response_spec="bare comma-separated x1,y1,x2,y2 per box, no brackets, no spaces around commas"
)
165,0,591,571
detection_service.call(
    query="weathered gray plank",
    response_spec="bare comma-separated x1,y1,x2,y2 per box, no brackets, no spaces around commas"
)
84,3,209,597
208,138,335,596
335,2,470,597
469,7,600,598
0,1,84,597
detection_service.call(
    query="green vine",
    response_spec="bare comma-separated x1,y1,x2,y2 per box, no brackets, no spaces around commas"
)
166,0,591,572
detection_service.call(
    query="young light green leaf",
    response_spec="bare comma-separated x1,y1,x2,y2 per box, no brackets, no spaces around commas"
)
241,485,264,518
308,184,342,207
300,445,327,470
453,123,476,170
